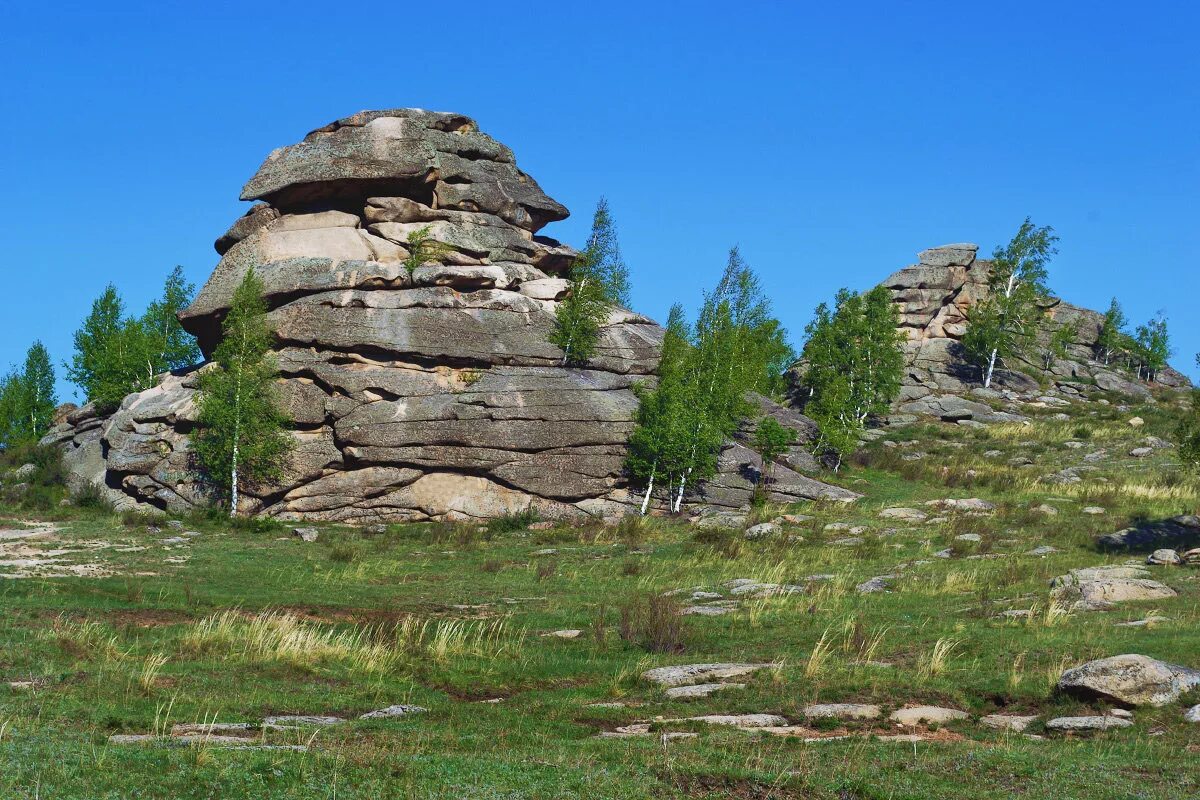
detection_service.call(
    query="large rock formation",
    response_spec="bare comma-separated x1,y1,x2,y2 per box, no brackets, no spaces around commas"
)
879,243,1190,404
45,109,856,520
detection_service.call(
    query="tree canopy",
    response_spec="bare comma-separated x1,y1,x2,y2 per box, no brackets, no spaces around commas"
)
550,198,632,366
0,342,57,449
961,218,1058,388
192,269,293,516
799,285,905,470
625,247,794,513
67,268,200,410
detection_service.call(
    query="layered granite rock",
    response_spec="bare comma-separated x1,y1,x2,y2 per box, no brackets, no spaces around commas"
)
45,109,857,520
878,244,1191,403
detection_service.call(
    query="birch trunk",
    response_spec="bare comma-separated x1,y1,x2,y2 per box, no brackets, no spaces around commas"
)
639,462,656,516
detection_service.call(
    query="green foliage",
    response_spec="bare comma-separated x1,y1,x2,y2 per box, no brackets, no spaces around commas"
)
962,218,1058,387
402,226,454,279
1096,297,1129,365
584,198,631,308
800,285,905,469
550,198,633,365
0,341,57,449
750,416,797,485
141,266,202,373
1043,318,1079,371
1132,314,1171,382
625,249,794,512
192,269,293,516
67,270,199,410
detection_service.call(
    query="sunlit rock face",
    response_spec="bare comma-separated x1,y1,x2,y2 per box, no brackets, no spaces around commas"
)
47,109,857,520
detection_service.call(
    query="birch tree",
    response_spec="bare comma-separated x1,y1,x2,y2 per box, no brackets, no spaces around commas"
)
0,342,57,449
961,218,1057,388
1132,314,1171,382
625,248,793,513
192,270,292,516
798,286,904,470
550,198,632,365
1096,298,1129,365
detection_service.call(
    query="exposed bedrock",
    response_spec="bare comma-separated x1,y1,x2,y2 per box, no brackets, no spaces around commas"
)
805,243,1191,409
47,109,857,521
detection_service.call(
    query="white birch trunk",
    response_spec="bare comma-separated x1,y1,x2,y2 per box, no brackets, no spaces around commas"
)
984,348,998,388
639,462,656,516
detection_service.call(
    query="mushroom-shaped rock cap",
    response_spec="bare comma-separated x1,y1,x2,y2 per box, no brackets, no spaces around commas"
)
239,109,568,233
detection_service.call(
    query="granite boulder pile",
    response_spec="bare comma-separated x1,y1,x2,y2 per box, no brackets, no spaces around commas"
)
44,109,857,520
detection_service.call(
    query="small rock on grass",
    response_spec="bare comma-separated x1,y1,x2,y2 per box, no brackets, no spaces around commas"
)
665,682,746,699
263,715,343,727
801,703,882,720
980,714,1039,732
1185,705,1200,723
641,663,769,688
889,706,968,726
360,705,427,720
1045,716,1132,732
542,629,583,639
291,527,319,543
1081,507,1106,515
744,522,780,540
880,507,928,521
1057,654,1200,706
1147,549,1182,565
681,714,788,728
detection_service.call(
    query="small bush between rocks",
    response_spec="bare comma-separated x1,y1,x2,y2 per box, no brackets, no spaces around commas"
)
487,509,540,535
618,592,684,653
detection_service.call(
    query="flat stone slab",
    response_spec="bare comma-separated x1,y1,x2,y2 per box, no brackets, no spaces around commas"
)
359,705,428,719
801,703,882,720
677,713,788,728
262,715,344,727
1058,654,1200,706
880,508,928,522
1045,716,1132,732
642,663,770,688
889,706,968,726
664,682,746,699
681,605,734,616
979,714,1039,732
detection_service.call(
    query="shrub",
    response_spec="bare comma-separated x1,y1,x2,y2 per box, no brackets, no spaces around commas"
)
487,509,539,535
618,592,684,653
329,543,358,564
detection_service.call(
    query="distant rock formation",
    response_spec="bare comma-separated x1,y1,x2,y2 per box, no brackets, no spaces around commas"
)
45,109,857,520
879,243,1190,404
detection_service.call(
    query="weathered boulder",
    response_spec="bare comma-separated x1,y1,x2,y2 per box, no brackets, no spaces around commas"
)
1057,654,1200,707
811,242,1191,405
46,109,855,522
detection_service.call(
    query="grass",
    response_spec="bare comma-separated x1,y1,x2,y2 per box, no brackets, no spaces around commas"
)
0,387,1198,798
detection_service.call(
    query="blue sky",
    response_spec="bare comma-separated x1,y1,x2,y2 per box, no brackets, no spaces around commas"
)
1,1,1196,401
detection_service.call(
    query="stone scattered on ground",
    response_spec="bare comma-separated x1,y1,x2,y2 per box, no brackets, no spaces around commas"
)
1026,545,1059,557
925,498,996,513
641,663,770,688
359,705,428,719
1099,515,1200,552
1050,565,1177,611
1185,705,1200,723
801,703,882,720
979,714,1039,732
889,706,968,726
744,522,780,540
857,575,897,594
542,629,583,639
880,507,928,522
1057,654,1200,706
292,527,319,543
263,715,344,727
1147,549,1182,566
1082,506,1106,515
677,713,788,728
664,682,747,699
1045,715,1133,733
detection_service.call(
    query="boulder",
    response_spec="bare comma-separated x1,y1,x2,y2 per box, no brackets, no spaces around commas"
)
641,663,770,688
44,109,854,522
1057,654,1200,706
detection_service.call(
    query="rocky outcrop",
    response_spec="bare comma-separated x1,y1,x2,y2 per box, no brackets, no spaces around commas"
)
45,109,856,520
878,243,1191,403
1058,654,1200,707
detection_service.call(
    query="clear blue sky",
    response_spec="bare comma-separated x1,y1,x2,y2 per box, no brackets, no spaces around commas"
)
2,1,1197,401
